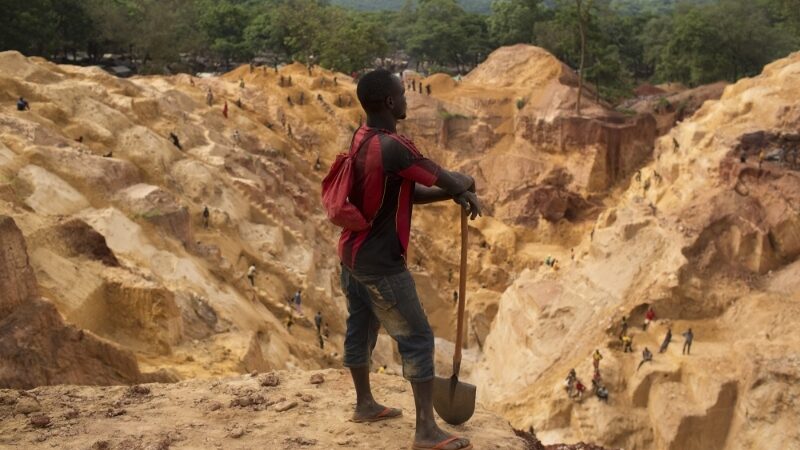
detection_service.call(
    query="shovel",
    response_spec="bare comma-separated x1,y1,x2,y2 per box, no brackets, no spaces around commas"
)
433,207,476,425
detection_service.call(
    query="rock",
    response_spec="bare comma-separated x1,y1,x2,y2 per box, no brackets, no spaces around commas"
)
260,373,280,387
207,401,222,411
309,374,324,385
29,414,51,428
14,397,41,415
230,394,265,408
64,409,79,419
250,370,258,377
228,426,245,439
274,400,298,412
106,408,126,417
300,394,314,403
0,392,18,405
285,437,317,446
127,385,151,396
90,439,111,450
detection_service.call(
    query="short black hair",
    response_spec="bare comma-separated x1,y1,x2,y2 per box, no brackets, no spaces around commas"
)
357,69,399,113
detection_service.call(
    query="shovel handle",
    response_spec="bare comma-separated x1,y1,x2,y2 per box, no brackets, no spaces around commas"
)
453,207,468,376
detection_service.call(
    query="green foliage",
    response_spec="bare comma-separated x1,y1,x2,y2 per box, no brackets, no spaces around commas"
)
438,109,470,119
316,10,389,73
0,0,796,93
406,0,492,71
330,0,493,13
197,0,252,63
653,0,794,86
489,0,544,45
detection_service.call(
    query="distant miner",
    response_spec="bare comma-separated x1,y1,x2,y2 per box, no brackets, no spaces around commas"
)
169,132,182,151
682,328,694,355
659,326,672,353
16,97,30,111
247,264,256,287
637,347,653,371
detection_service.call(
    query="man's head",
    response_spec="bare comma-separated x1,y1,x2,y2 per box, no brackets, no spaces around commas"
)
357,69,406,120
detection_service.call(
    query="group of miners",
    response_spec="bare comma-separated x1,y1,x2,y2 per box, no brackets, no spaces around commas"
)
568,306,697,404
407,79,431,96
245,266,330,348
565,349,609,403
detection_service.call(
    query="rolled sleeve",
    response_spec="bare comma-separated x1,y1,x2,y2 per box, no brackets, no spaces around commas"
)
382,138,442,187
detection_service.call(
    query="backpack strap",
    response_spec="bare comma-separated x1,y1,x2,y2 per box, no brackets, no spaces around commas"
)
348,128,381,157
379,131,422,156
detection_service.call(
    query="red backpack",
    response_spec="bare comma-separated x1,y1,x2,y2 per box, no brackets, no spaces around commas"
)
321,129,379,231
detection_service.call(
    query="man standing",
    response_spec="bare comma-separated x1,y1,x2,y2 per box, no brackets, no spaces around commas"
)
202,206,210,229
592,349,603,370
682,328,694,355
294,289,303,315
659,326,672,353
314,311,323,335
247,264,256,287
336,69,478,450
637,347,653,371
622,334,633,353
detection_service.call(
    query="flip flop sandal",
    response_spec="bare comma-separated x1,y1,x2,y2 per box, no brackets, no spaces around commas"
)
412,436,473,450
351,406,403,423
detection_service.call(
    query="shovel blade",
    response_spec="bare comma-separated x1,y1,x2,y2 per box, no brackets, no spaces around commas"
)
432,375,476,425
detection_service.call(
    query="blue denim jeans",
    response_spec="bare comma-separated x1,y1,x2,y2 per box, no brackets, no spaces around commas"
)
340,266,435,382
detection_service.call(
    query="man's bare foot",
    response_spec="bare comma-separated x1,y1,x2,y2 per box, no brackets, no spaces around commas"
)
351,400,402,423
413,423,471,449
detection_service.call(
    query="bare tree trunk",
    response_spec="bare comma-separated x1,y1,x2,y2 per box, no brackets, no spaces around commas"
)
576,0,586,116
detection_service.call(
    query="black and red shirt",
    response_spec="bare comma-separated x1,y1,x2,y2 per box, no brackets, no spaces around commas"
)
339,126,442,275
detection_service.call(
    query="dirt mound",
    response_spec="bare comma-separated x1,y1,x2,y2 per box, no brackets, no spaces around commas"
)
423,72,457,94
474,51,800,450
0,215,168,389
464,44,569,90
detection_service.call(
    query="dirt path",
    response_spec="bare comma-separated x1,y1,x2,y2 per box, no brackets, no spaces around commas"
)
0,369,525,449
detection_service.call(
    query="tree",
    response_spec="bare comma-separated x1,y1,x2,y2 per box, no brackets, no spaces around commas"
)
245,0,327,62
197,0,252,67
654,0,793,86
386,0,418,53
0,0,59,56
317,9,388,73
488,0,544,46
575,0,593,115
407,0,490,71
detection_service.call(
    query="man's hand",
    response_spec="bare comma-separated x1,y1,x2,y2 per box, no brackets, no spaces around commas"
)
454,191,482,220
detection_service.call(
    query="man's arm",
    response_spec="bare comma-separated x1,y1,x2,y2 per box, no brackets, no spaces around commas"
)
383,138,481,217
412,170,474,204
415,170,482,219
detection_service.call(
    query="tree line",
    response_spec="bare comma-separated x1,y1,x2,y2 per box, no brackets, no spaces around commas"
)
1,0,798,101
